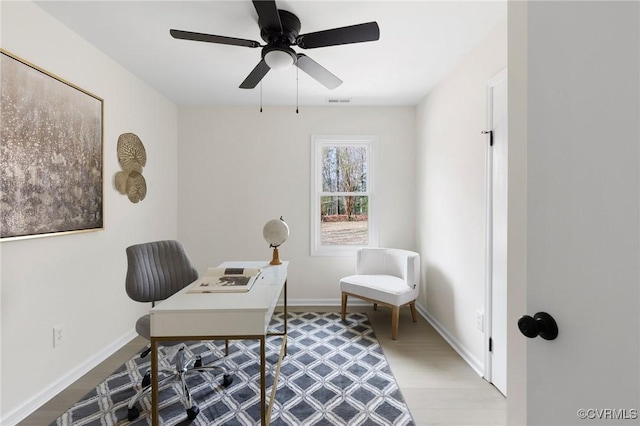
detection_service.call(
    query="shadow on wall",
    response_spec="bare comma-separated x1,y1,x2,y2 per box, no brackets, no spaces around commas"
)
423,265,455,330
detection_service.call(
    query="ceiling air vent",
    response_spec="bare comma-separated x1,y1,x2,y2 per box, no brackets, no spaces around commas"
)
326,98,352,104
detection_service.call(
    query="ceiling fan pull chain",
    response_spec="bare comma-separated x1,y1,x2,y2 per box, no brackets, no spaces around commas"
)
296,65,299,114
260,78,263,113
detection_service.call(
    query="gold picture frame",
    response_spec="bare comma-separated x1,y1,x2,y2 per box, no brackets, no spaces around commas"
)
0,49,104,241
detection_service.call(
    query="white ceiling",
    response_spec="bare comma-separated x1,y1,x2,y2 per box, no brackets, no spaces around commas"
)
35,1,506,106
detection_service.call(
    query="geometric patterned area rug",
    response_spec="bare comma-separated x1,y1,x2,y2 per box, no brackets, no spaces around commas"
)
52,312,415,425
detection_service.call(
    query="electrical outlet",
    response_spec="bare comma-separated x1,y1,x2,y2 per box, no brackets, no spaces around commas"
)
53,325,64,348
475,311,484,332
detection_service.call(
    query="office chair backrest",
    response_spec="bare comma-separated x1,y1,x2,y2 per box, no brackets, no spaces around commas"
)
125,240,198,303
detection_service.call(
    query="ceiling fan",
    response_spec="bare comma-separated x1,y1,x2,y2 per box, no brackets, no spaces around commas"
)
170,0,380,90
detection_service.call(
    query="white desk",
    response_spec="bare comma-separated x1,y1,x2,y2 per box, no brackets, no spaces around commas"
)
150,261,288,425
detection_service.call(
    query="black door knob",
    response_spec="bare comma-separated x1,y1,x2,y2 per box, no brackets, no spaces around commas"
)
518,312,558,340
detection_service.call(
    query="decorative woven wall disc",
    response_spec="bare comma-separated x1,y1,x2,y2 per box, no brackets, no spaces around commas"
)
117,133,146,173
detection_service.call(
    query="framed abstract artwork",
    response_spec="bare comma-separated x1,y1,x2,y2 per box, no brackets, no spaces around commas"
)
1,50,104,241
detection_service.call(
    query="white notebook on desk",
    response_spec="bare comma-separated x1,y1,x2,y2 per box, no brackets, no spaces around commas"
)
187,267,262,293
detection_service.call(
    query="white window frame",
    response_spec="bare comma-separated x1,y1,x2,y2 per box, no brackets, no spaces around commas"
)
310,135,378,256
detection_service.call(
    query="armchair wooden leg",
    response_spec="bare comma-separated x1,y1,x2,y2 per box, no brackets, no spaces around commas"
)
341,292,347,321
410,301,417,322
391,306,399,340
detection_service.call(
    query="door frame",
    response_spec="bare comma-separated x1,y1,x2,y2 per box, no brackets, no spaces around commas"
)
506,1,528,423
483,68,507,389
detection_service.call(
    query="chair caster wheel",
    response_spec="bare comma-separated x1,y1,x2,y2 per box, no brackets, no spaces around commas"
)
141,371,151,388
222,374,233,387
140,347,151,359
127,405,140,421
194,356,203,370
186,405,200,420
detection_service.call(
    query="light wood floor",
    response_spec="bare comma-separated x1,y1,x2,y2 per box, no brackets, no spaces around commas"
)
19,306,506,425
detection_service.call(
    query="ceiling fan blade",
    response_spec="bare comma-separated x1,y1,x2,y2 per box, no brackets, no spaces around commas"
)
296,22,380,49
295,54,342,90
240,60,271,89
170,29,261,48
252,0,283,34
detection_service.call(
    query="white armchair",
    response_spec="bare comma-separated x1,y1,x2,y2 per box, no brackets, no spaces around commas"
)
340,248,420,340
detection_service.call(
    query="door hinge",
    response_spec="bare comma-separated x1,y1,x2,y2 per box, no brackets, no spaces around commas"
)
489,337,493,352
482,130,494,146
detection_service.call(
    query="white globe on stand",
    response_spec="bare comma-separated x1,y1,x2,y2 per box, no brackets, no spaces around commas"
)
263,217,289,265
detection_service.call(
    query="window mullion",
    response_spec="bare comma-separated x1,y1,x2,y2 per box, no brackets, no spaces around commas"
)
319,192,370,197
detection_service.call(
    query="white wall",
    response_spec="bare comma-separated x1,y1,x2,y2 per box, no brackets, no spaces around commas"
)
415,20,506,371
177,106,417,302
0,2,179,423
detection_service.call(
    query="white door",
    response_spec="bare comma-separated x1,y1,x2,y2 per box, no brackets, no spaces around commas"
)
485,69,507,396
507,2,640,424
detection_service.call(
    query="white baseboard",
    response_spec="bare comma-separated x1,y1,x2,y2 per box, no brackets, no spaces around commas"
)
285,298,369,307
1,329,137,426
414,302,484,377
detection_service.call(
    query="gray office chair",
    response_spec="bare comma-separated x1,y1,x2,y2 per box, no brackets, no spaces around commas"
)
125,240,232,421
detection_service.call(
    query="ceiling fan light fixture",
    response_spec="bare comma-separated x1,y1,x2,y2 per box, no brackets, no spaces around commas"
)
171,1,380,89
264,48,296,70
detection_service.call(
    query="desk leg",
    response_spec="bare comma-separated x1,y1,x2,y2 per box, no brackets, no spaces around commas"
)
260,336,266,425
151,339,159,426
284,280,288,355
266,334,287,423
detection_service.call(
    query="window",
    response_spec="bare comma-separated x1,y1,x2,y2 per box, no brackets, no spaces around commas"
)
311,135,377,256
